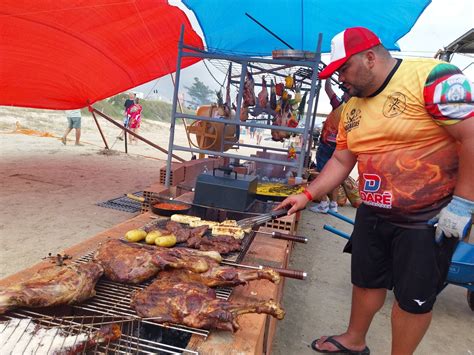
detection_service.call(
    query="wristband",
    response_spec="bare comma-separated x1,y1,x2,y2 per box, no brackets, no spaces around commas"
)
302,188,313,201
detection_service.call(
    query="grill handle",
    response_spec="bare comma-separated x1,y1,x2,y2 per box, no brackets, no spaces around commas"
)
270,266,307,280
270,231,308,243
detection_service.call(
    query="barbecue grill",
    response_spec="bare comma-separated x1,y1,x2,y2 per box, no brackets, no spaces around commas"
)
0,203,302,354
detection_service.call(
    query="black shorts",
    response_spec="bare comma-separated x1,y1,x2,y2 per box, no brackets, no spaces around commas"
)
350,205,458,314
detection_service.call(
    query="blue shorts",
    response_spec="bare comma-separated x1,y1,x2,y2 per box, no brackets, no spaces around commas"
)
67,116,81,129
315,141,336,172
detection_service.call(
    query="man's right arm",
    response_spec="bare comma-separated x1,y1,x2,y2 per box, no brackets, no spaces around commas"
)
276,149,357,215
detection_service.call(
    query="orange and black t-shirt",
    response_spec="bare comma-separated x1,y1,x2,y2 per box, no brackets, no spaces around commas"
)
337,58,473,226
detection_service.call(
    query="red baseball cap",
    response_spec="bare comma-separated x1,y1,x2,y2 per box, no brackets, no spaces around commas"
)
319,27,382,79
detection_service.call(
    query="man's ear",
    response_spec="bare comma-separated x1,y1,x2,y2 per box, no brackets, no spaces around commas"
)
365,50,376,68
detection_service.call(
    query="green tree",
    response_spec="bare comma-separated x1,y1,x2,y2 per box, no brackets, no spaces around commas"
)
185,77,213,106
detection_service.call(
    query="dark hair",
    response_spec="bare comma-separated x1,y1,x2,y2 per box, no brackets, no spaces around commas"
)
135,98,140,104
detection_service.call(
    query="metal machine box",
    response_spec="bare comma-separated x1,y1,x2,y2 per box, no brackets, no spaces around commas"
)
193,170,257,211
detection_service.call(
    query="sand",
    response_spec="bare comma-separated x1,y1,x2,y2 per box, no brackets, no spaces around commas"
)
0,106,286,278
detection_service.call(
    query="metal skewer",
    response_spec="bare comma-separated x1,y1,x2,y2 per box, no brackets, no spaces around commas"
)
221,261,307,280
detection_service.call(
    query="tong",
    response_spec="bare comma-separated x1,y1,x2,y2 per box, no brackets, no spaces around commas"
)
237,208,288,229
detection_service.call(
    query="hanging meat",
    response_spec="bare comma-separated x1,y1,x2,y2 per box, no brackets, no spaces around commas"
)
0,262,103,315
271,103,291,142
257,76,268,108
242,71,256,107
131,274,285,332
93,239,222,284
270,79,277,110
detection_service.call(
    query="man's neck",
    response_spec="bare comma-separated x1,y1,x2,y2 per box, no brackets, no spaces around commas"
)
367,57,398,97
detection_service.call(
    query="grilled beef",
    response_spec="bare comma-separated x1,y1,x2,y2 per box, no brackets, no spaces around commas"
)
93,239,222,283
0,262,103,315
131,274,285,332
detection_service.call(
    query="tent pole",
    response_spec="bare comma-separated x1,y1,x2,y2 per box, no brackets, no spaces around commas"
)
91,107,184,162
90,109,109,150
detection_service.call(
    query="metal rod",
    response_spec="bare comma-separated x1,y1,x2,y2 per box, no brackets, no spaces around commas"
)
245,12,294,50
327,210,355,225
323,224,351,240
166,25,185,187
90,109,109,150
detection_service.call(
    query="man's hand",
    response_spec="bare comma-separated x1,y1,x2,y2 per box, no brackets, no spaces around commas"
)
430,196,474,240
275,193,310,216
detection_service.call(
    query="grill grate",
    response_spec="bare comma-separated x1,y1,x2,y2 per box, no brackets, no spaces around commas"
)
96,191,144,213
2,311,198,354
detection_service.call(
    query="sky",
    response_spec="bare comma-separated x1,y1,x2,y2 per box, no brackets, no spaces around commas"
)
134,0,474,116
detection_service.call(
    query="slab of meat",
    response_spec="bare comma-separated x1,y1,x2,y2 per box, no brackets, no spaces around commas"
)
165,221,207,243
158,260,280,287
93,239,159,284
0,318,121,354
131,275,285,332
93,239,222,283
186,234,242,254
0,262,103,315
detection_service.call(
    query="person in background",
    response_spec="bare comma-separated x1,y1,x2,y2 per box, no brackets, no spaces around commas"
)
310,79,350,213
126,98,142,144
61,109,82,146
277,27,473,354
117,92,136,140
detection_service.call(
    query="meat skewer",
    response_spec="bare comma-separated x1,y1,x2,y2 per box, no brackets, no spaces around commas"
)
131,275,284,332
0,262,103,315
158,259,280,287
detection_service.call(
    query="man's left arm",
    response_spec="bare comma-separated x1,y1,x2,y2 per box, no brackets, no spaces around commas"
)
424,62,474,239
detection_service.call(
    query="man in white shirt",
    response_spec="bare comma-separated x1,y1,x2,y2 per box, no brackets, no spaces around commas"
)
62,109,82,146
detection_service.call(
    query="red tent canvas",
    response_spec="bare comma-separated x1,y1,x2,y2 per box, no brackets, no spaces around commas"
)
0,0,203,110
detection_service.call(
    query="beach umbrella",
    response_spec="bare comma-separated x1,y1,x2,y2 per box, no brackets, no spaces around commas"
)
183,0,431,55
0,0,203,110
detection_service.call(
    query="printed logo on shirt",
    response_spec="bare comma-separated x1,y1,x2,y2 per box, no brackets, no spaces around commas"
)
360,173,392,209
343,108,361,132
383,92,407,118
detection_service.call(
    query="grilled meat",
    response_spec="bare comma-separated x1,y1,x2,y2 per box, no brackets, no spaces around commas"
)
93,239,222,283
159,261,280,287
186,234,241,254
165,221,208,243
131,274,285,332
0,262,103,315
93,240,159,284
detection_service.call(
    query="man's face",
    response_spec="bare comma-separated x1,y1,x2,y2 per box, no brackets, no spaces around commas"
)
129,93,134,99
337,52,374,98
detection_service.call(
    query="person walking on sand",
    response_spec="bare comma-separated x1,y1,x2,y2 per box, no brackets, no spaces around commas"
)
126,98,142,144
117,92,136,140
277,27,473,354
61,109,83,146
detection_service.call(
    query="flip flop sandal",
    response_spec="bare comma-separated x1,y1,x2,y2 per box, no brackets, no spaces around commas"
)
311,336,370,354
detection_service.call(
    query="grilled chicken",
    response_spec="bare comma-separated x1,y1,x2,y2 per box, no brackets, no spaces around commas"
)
158,260,280,287
93,239,222,284
131,274,285,332
0,262,103,315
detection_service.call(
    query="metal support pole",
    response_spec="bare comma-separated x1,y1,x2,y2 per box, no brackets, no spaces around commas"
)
90,109,109,150
166,25,185,187
297,33,323,177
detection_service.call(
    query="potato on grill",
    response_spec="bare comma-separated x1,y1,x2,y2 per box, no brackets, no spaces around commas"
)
170,214,201,224
211,226,245,239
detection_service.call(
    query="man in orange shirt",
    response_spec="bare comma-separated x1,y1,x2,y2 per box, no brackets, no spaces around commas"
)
277,27,473,354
